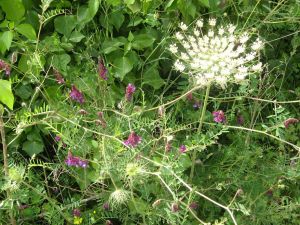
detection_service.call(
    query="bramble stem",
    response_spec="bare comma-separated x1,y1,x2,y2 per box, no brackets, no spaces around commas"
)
0,108,16,225
190,84,211,181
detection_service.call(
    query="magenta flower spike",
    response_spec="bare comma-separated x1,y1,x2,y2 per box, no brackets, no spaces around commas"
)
212,110,226,123
124,132,142,148
0,59,11,76
98,58,108,80
125,83,136,101
72,209,81,217
179,145,186,153
54,69,65,84
70,85,85,104
65,151,88,168
284,118,299,128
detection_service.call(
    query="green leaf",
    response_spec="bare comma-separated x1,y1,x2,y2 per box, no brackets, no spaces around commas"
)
0,31,13,53
51,53,71,72
110,11,125,30
69,30,85,43
143,65,164,89
22,141,44,156
102,37,127,54
0,0,25,22
113,57,133,80
15,85,33,100
106,0,121,6
15,23,36,40
77,0,99,26
54,15,77,37
199,0,210,7
132,34,155,50
0,79,14,110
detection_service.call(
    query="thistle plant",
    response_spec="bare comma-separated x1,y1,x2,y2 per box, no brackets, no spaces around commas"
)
169,18,264,180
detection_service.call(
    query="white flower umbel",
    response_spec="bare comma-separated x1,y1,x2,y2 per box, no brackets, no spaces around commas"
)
170,18,264,88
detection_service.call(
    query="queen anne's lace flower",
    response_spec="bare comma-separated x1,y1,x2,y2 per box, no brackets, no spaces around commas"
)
170,18,263,88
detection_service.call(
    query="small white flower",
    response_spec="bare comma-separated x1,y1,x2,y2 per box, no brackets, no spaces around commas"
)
218,27,225,35
169,44,178,54
252,62,263,72
251,38,263,51
215,76,227,88
228,24,236,34
194,29,200,36
204,72,214,79
234,73,247,81
208,30,214,37
228,35,235,43
240,33,249,43
238,66,248,74
181,53,189,60
221,68,230,76
174,60,185,72
209,18,217,27
175,32,184,41
246,53,256,61
236,45,245,54
179,22,188,31
196,19,204,28
166,135,174,142
182,41,190,49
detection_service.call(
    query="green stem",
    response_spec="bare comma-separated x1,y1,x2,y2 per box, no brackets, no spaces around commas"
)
190,84,211,181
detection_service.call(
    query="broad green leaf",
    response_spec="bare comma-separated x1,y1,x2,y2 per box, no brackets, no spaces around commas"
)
77,0,99,26
0,31,13,53
51,53,71,72
110,11,125,30
113,57,133,80
15,85,33,100
125,0,135,4
22,141,44,156
199,0,210,7
54,15,77,37
106,0,121,6
102,37,127,54
132,34,155,50
18,55,30,73
15,23,36,40
143,65,164,89
0,79,14,110
0,0,25,22
69,30,85,43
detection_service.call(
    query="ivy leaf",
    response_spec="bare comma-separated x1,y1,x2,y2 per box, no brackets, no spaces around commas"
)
77,0,99,26
22,141,44,157
0,79,14,110
110,11,125,30
15,23,36,40
69,30,85,43
54,15,77,37
102,37,127,54
0,0,25,22
51,53,71,72
143,65,164,89
113,57,133,80
132,34,155,50
0,31,13,53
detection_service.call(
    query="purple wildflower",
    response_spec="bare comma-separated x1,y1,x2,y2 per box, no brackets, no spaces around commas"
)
72,208,81,217
103,202,110,211
54,69,65,84
0,59,11,76
171,203,179,212
65,151,88,168
70,85,85,104
55,135,61,142
186,92,193,101
125,83,136,101
193,100,201,110
189,202,198,210
179,145,186,153
237,114,244,125
124,132,142,148
212,110,226,123
284,118,299,128
98,58,108,80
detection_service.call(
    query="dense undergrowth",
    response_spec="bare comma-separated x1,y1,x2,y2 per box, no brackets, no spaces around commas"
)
0,0,300,224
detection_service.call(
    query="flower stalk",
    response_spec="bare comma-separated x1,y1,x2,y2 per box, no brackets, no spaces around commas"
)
190,84,211,181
